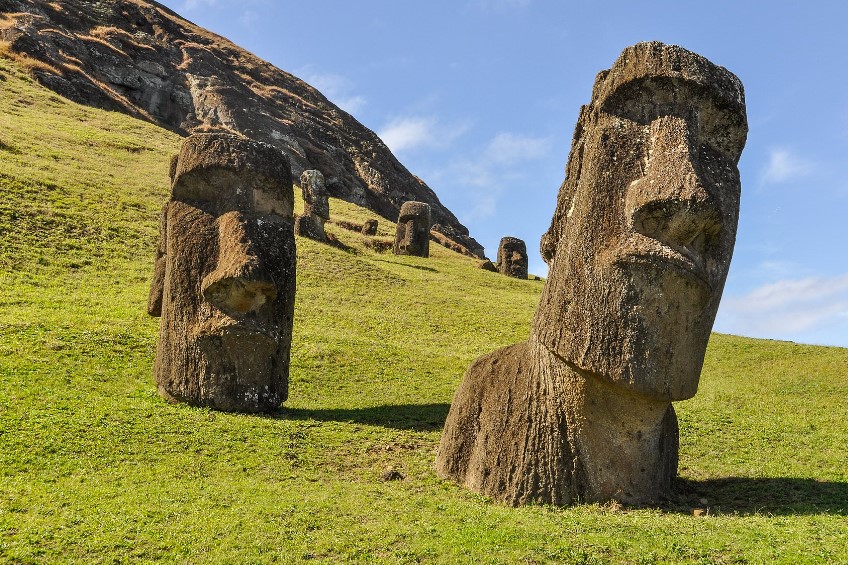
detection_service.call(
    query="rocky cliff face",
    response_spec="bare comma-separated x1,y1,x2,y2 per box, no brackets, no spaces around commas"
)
0,0,484,257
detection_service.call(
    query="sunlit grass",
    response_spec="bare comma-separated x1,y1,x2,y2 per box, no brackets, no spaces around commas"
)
1,56,847,564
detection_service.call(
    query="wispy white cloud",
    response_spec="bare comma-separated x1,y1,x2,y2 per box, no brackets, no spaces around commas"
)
760,147,815,185
718,273,848,337
431,132,552,222
296,67,367,116
378,116,468,154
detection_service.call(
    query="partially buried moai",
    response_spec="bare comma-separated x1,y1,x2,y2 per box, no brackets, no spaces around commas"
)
436,42,747,505
393,201,431,257
294,169,329,241
496,237,528,279
361,218,378,236
148,133,296,413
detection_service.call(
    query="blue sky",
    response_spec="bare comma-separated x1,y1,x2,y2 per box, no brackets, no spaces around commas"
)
159,0,848,348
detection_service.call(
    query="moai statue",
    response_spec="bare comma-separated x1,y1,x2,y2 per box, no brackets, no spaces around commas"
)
148,133,296,413
436,42,747,506
393,201,431,258
361,218,378,236
496,237,528,279
294,169,329,241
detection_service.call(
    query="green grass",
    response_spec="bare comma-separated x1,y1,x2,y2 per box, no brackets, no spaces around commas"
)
1,57,847,564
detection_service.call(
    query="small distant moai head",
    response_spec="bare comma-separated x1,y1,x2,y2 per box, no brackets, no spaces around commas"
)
361,218,378,236
534,41,748,401
148,133,296,413
497,237,528,279
393,201,431,257
294,169,329,241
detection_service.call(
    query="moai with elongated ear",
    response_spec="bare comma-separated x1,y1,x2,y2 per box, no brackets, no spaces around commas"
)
437,42,748,506
148,133,296,413
361,218,378,236
294,169,329,241
496,237,528,279
393,201,431,257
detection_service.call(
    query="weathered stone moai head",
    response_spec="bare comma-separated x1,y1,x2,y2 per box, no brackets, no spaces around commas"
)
294,169,329,241
496,237,528,279
148,133,296,413
393,201,431,257
361,218,378,236
437,42,747,506
535,41,747,400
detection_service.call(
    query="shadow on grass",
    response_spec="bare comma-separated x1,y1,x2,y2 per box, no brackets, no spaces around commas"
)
371,257,439,273
670,477,848,515
276,403,450,432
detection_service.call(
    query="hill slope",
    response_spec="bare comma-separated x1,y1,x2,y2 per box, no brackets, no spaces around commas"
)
0,0,485,257
1,58,848,563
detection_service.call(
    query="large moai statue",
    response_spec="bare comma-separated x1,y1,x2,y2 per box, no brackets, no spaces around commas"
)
393,201,431,257
436,42,748,506
496,237,528,279
294,169,329,241
148,133,296,413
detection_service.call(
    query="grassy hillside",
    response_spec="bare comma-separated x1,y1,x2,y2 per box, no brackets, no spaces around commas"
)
1,57,847,564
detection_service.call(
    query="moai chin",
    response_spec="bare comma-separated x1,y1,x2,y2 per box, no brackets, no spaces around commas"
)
294,169,329,242
148,133,296,413
496,237,528,279
436,42,748,506
393,201,431,257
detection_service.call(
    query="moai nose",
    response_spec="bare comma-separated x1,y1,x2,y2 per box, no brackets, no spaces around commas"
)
625,116,722,256
201,212,278,314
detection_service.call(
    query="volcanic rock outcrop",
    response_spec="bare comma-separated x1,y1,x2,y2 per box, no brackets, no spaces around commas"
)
148,132,296,413
496,237,528,279
393,201,431,258
0,0,484,257
436,42,748,506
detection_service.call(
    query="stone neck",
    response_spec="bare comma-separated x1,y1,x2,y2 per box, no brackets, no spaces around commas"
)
534,337,677,504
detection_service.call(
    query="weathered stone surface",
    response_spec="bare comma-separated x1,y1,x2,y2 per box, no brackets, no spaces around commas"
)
479,260,498,272
300,169,329,220
361,218,378,236
496,237,528,279
148,133,296,413
437,42,747,506
393,201,431,258
294,169,328,242
0,0,485,259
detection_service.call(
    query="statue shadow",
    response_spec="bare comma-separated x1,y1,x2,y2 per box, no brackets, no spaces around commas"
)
668,477,848,516
275,403,450,432
371,258,439,273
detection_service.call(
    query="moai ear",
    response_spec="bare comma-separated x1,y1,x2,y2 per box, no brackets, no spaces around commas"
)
147,203,168,317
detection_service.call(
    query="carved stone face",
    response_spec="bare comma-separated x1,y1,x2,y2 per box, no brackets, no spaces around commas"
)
533,43,747,401
497,237,529,279
300,169,329,220
148,133,296,412
393,201,431,258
